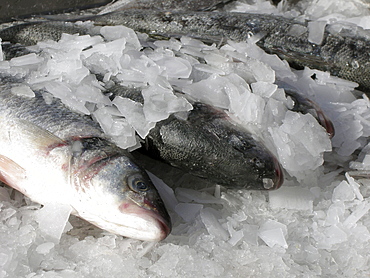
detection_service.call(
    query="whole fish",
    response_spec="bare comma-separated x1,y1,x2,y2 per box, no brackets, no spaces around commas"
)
0,79,171,241
92,10,370,93
1,10,369,92
105,85,284,190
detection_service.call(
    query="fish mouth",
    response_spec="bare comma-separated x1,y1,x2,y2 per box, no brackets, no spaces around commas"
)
118,199,171,241
316,109,335,139
264,156,284,190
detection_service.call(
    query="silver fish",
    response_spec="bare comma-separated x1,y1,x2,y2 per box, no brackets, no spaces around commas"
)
105,85,284,190
0,79,171,241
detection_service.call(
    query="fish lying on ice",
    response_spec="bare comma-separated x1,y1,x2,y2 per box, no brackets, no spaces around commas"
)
0,79,171,241
1,10,368,92
277,82,335,138
92,10,370,93
105,84,284,190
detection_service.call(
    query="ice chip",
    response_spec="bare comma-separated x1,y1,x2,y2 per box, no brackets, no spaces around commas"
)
35,242,55,255
325,225,348,245
200,208,229,240
258,220,288,248
11,84,35,97
308,21,327,44
269,186,314,211
156,56,192,79
147,171,179,211
113,96,155,138
175,203,203,222
332,180,356,202
142,85,192,123
101,25,141,49
34,203,72,242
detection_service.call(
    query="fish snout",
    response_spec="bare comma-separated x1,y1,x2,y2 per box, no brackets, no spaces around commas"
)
272,156,284,189
261,156,284,190
119,199,171,241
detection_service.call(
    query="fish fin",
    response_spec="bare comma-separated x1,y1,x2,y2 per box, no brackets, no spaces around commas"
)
16,119,66,150
0,155,27,194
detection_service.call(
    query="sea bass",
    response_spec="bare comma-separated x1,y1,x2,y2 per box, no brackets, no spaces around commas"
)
105,85,284,190
92,10,370,93
0,79,171,241
1,11,368,92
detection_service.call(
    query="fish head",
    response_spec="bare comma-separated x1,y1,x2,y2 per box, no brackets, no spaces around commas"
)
72,155,171,241
226,132,284,190
245,148,284,190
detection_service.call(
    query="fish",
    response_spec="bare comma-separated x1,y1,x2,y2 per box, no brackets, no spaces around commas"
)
105,84,284,190
0,79,171,241
0,21,89,46
1,10,369,92
98,0,233,14
277,82,335,138
92,9,370,93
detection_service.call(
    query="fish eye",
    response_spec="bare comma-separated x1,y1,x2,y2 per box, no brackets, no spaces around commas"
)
127,174,150,193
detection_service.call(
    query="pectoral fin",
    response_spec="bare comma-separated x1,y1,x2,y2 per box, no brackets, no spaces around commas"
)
0,154,27,194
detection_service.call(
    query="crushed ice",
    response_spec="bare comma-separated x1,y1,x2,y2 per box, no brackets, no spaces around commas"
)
0,0,370,277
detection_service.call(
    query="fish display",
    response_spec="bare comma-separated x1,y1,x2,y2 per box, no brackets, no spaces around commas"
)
0,79,171,241
105,85,284,190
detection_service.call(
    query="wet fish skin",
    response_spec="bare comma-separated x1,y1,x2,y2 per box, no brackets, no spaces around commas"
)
106,85,283,190
94,10,370,93
99,0,233,14
147,102,284,190
0,21,88,46
0,81,171,241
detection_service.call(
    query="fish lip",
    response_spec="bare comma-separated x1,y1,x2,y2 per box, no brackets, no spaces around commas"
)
316,109,335,139
272,156,284,190
118,200,171,241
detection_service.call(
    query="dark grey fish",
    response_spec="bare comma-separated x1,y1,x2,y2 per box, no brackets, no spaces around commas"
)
0,21,88,46
105,84,284,190
93,10,370,93
0,79,171,241
1,10,368,92
99,0,234,14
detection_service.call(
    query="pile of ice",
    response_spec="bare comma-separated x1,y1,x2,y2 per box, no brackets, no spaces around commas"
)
0,0,370,277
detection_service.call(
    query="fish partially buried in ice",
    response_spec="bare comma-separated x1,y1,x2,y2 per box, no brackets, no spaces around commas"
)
0,80,171,241
105,85,284,190
93,9,370,93
1,9,369,92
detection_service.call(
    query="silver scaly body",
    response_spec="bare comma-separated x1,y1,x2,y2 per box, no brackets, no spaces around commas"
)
0,80,171,241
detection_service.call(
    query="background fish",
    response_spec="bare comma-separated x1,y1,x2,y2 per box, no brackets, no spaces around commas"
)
1,10,368,92
98,0,234,14
105,85,284,190
0,80,171,241
93,10,370,93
